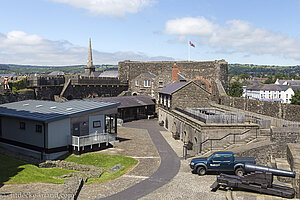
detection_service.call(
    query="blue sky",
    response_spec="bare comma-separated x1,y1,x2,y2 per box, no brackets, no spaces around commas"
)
0,0,300,66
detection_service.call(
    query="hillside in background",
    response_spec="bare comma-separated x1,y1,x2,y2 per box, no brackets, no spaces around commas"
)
1,63,300,76
0,64,117,75
229,64,300,76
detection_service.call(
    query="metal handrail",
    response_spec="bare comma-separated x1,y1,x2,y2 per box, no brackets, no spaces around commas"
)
199,129,255,153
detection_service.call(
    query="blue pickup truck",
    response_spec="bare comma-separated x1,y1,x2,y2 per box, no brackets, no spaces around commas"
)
190,151,256,176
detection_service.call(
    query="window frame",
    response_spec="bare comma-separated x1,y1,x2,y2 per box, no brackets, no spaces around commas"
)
144,80,151,87
19,122,26,130
93,120,101,128
36,124,42,133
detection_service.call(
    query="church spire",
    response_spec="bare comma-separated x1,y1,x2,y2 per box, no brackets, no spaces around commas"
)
87,38,93,68
85,38,95,76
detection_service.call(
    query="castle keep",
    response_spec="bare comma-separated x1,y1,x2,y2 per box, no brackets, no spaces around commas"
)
118,60,228,101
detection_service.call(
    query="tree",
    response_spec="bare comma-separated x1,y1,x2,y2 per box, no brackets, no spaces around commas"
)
264,75,275,84
227,82,243,97
291,89,300,105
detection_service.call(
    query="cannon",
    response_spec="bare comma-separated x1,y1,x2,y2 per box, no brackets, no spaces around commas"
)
211,164,296,198
244,164,296,178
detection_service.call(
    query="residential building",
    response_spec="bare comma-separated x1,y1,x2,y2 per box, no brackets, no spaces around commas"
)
243,84,295,103
275,79,300,86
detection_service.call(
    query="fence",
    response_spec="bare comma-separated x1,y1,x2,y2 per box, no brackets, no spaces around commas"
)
71,132,116,151
175,107,245,124
212,103,300,128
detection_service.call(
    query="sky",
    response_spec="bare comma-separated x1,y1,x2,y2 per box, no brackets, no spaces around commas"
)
0,0,300,66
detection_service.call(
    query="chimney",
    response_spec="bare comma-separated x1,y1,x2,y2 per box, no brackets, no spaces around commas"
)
172,63,178,82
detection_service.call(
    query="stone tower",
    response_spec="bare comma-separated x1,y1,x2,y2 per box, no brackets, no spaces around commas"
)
85,38,95,76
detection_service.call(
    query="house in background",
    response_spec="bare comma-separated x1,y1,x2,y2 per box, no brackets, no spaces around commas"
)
86,95,156,122
0,100,119,160
275,79,300,86
243,84,296,103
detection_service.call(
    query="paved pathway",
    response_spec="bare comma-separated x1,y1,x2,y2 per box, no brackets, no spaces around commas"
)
100,119,181,200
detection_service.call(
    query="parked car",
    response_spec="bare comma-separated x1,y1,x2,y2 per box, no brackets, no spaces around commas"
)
190,151,256,176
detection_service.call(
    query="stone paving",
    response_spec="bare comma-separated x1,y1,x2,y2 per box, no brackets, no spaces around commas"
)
151,129,296,200
77,126,161,199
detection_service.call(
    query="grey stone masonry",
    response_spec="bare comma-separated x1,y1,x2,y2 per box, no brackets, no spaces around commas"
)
118,60,228,89
39,160,104,180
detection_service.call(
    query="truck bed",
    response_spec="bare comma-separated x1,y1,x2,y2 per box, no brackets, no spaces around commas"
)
235,157,255,162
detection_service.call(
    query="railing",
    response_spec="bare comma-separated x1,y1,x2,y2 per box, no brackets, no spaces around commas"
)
199,129,256,153
174,107,206,123
174,107,245,124
71,132,116,151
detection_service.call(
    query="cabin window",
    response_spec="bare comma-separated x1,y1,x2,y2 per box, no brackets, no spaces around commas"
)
212,154,222,161
93,121,101,128
19,122,25,130
223,155,231,161
36,125,42,133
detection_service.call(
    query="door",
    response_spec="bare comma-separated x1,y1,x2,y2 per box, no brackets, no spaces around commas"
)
208,154,222,171
220,154,233,172
73,123,80,136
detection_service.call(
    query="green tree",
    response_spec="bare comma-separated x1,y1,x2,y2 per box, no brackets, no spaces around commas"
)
291,89,300,105
227,82,243,97
264,75,275,84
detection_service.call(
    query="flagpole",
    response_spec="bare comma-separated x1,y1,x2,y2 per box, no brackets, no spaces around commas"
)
188,40,190,61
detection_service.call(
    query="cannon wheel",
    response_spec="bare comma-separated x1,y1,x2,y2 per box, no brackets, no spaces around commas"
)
197,166,206,176
235,167,245,177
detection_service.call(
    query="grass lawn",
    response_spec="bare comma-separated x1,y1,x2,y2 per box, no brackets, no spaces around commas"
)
0,153,137,185
64,153,138,184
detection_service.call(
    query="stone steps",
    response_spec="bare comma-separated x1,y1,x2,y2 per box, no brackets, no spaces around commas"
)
198,134,270,157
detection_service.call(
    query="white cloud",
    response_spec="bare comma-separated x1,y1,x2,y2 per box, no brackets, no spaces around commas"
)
165,17,217,36
50,0,155,17
164,17,300,61
0,31,173,65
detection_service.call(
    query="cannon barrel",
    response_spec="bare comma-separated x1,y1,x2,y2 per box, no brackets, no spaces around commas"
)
244,164,296,178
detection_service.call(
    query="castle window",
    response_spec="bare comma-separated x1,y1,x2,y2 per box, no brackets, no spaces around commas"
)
144,80,151,87
135,80,139,86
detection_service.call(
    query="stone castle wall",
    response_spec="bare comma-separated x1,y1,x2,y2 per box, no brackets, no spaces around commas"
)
118,60,228,88
219,95,300,122
0,91,35,104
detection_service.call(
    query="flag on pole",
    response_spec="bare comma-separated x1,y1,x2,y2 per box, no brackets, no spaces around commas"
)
189,41,195,47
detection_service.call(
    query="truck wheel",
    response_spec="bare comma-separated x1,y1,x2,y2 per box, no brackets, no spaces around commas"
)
197,166,206,176
235,167,244,177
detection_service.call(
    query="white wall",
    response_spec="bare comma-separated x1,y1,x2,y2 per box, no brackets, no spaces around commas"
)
48,118,71,148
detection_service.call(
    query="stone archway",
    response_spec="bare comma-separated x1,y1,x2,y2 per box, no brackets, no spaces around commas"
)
191,77,212,93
